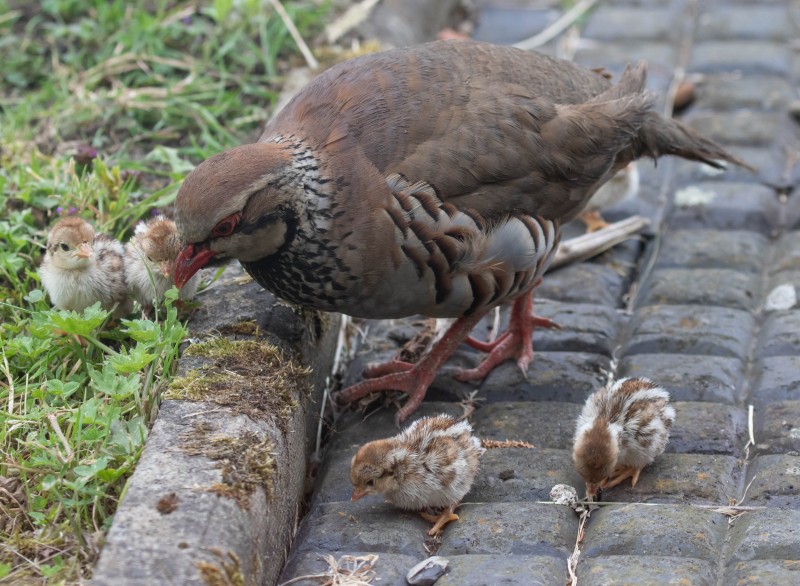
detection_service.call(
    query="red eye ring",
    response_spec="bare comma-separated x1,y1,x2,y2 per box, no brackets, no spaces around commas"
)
211,213,240,237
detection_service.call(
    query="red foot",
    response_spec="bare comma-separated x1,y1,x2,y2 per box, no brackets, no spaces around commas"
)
336,311,487,425
455,293,558,382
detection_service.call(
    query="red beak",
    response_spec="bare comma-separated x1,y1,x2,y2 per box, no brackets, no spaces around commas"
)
174,244,215,288
351,489,366,502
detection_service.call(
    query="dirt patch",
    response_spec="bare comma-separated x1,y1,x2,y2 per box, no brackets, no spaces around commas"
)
181,421,276,507
196,548,245,586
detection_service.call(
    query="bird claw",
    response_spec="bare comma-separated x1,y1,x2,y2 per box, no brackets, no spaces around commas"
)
455,294,557,382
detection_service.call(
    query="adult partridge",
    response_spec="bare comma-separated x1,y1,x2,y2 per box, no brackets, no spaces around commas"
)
173,40,750,424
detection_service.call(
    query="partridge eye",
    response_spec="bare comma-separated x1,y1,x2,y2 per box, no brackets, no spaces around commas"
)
366,479,375,487
59,243,70,251
211,214,240,237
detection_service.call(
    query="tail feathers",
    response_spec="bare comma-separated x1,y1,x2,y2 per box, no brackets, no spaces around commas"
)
594,61,755,173
637,114,756,171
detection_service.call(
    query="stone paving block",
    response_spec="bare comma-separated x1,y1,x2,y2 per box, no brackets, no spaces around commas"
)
756,310,800,357
472,7,558,45
673,146,788,186
683,111,787,146
470,300,624,358
470,447,582,503
481,351,609,404
667,181,781,234
291,502,431,558
725,560,800,585
619,353,743,404
695,6,793,41
597,454,739,505
436,502,577,557
575,43,676,72
742,454,800,507
752,356,800,404
693,75,793,111
438,554,566,586
313,448,360,506
582,7,680,42
538,263,630,307
637,268,760,311
280,550,417,586
690,41,790,75
579,555,717,586
471,401,582,450
772,232,800,272
625,304,755,360
582,505,727,561
669,402,745,456
757,401,800,454
655,229,769,273
728,508,800,562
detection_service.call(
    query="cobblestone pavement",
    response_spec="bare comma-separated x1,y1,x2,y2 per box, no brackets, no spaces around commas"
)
280,1,800,584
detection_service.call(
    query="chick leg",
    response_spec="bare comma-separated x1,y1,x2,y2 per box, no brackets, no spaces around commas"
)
336,310,488,425
604,466,639,490
579,210,611,233
455,292,558,382
421,506,460,536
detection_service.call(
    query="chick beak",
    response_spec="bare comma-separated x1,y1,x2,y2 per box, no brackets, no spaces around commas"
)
76,243,94,259
174,244,214,288
351,488,367,502
586,483,600,499
159,261,173,278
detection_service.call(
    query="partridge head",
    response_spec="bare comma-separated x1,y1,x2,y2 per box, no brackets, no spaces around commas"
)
350,414,485,534
125,215,199,311
172,40,751,423
573,377,675,498
39,217,132,318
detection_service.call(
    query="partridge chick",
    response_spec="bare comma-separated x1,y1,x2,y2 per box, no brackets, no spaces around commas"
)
39,217,132,318
350,414,485,535
579,162,640,232
125,215,200,312
573,377,675,498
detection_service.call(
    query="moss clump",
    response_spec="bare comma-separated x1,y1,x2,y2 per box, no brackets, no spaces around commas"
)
165,338,312,429
219,320,261,337
196,548,245,586
181,421,276,506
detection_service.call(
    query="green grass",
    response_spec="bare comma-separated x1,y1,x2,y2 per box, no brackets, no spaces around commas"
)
0,0,328,582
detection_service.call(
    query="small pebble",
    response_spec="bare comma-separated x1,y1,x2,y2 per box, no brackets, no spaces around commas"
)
406,556,448,586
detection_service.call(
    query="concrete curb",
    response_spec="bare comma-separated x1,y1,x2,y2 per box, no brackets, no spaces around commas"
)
92,265,338,585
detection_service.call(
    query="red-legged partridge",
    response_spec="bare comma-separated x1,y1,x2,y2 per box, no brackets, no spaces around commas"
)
573,377,675,498
40,217,132,318
125,215,200,313
172,40,751,424
350,414,485,535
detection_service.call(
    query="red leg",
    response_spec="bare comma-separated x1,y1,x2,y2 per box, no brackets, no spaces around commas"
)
336,310,488,424
454,292,558,382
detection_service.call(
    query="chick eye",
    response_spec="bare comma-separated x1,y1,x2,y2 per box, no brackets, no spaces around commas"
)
366,479,375,487
59,243,70,251
211,213,240,238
